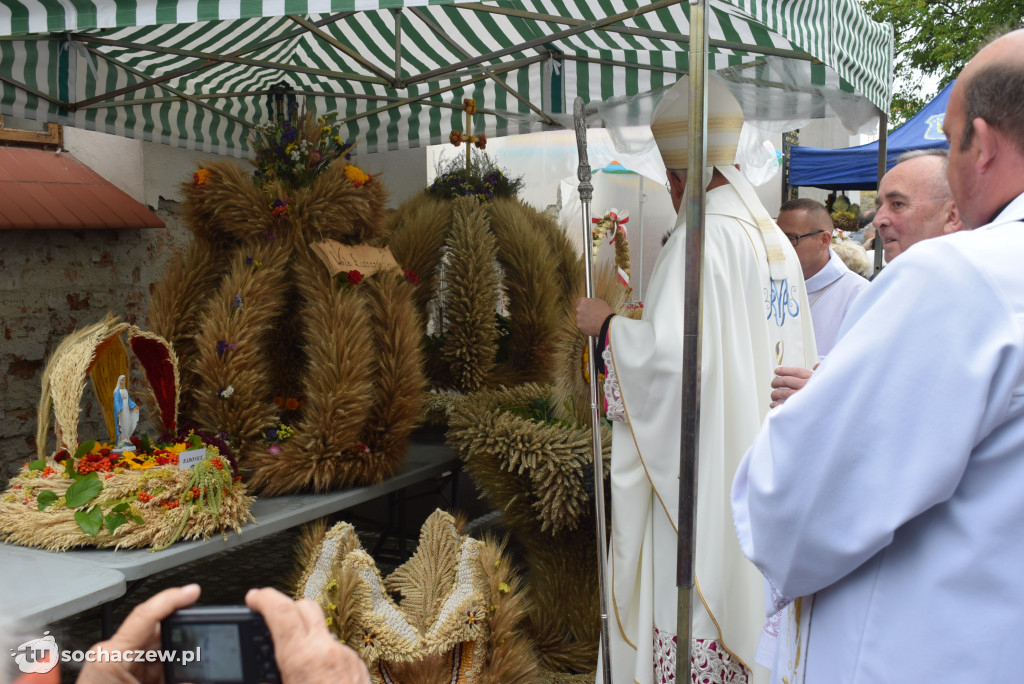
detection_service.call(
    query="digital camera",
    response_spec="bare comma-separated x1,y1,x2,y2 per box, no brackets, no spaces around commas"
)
161,606,281,684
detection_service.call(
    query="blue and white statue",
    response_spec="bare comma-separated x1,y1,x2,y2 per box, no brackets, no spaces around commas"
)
113,374,139,450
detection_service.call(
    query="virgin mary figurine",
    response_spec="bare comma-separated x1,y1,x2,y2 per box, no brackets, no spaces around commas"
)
113,374,140,450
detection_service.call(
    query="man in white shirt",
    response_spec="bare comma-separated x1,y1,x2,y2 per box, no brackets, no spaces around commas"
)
731,30,1024,683
777,199,867,358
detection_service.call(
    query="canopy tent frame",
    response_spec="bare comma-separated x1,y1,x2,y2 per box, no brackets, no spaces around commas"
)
52,26,821,121
0,1,892,157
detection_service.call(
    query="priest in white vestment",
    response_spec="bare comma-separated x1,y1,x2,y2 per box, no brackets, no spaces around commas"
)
576,75,816,684
732,34,1024,682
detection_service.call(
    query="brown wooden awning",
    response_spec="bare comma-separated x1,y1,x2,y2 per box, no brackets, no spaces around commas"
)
0,147,164,230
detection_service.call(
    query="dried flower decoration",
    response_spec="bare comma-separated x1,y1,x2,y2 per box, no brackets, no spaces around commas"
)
216,340,236,356
449,130,463,146
270,199,290,217
474,134,487,150
347,270,363,285
404,269,420,285
218,386,235,399
344,164,370,188
232,295,243,310
463,98,477,115
250,105,355,190
428,153,523,202
193,168,212,186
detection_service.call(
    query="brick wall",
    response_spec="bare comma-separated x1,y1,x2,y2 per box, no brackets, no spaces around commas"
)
0,201,188,477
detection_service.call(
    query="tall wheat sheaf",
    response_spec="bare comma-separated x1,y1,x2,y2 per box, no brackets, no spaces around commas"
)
148,160,425,494
389,186,633,675
387,195,580,392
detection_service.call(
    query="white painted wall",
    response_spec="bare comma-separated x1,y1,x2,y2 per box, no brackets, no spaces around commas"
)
58,126,431,212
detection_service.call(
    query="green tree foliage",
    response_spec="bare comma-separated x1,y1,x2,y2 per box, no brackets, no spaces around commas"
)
862,0,1021,126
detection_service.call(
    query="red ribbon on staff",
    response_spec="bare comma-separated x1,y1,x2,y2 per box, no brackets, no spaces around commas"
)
593,209,630,243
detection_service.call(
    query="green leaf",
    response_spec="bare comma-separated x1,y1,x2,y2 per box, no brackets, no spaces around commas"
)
111,502,130,513
65,477,103,508
63,460,76,478
74,507,103,536
127,513,145,525
140,434,153,453
28,459,46,471
36,490,58,511
74,441,96,460
105,513,127,534
188,434,203,448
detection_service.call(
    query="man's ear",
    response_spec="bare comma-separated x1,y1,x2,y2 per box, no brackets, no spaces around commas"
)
943,199,967,234
820,229,833,248
971,117,998,174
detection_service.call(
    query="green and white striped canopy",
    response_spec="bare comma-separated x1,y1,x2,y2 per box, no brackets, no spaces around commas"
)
0,0,893,156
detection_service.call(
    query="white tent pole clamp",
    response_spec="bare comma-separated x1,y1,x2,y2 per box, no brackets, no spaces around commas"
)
574,95,613,684
677,0,709,682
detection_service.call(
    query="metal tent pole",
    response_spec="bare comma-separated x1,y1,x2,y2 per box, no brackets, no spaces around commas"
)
676,0,709,681
874,109,888,276
637,175,646,302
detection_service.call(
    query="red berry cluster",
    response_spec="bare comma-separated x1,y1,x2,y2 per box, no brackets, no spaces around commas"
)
138,492,153,503
76,456,116,475
161,499,180,510
154,453,179,466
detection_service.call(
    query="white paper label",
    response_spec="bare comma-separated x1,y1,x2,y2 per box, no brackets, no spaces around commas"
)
178,448,207,470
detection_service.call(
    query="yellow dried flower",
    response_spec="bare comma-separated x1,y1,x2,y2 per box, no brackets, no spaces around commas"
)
344,164,370,188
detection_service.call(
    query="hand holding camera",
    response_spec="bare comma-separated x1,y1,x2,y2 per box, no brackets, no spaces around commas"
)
76,585,370,684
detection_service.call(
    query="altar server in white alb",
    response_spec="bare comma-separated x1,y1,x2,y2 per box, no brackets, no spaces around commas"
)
576,75,816,683
777,198,867,358
732,30,1024,683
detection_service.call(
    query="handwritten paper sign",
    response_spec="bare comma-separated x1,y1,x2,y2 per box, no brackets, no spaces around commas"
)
311,240,400,278
179,448,207,470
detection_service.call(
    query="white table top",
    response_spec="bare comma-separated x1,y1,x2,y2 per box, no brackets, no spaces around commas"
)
0,545,126,629
0,441,457,625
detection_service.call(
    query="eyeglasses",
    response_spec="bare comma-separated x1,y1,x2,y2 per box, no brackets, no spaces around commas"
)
784,229,824,246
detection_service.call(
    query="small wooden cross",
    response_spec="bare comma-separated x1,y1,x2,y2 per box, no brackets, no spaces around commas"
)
449,98,486,172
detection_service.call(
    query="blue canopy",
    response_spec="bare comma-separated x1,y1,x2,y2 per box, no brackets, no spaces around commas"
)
788,80,954,191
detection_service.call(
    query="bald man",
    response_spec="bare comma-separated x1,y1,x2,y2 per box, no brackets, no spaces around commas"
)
777,199,867,357
874,149,965,262
732,30,1024,682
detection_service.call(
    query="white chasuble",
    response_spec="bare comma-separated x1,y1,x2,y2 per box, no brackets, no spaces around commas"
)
605,178,816,684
